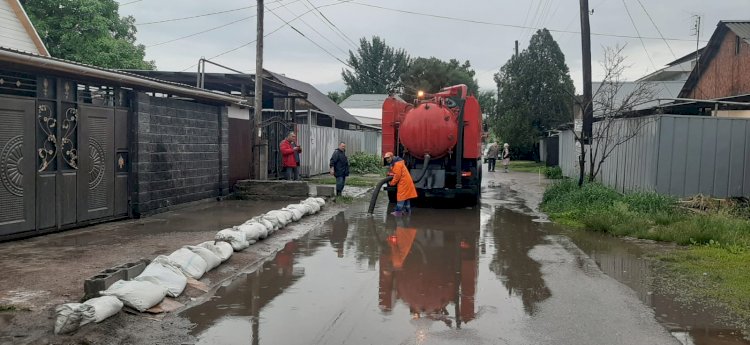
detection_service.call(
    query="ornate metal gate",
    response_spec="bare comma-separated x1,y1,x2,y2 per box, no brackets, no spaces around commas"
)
0,70,130,238
262,110,294,180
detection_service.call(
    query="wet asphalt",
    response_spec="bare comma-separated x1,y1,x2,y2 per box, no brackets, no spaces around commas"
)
181,171,749,345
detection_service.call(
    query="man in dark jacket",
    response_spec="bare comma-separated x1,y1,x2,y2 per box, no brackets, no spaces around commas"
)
329,142,349,196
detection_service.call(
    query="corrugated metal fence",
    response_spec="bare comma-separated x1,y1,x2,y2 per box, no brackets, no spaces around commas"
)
297,124,382,176
557,115,750,198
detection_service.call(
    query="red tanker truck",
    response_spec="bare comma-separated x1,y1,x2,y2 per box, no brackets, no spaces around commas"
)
380,84,483,206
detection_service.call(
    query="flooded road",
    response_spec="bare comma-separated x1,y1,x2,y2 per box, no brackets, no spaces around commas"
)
182,175,748,345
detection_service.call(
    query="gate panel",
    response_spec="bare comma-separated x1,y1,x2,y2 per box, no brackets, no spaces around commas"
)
78,105,115,221
60,101,79,225
36,101,57,229
114,108,129,216
0,97,36,236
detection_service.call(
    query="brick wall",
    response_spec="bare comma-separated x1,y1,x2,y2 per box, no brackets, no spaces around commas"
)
131,93,229,217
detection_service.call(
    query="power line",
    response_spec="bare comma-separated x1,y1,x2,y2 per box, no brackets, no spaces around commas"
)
632,0,676,58
120,0,142,6
178,1,348,72
621,0,657,70
137,6,254,26
303,0,358,48
275,0,350,56
338,0,703,43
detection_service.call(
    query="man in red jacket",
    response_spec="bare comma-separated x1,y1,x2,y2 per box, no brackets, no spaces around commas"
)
280,132,302,180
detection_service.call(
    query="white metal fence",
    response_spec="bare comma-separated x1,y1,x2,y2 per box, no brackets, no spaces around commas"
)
297,124,382,177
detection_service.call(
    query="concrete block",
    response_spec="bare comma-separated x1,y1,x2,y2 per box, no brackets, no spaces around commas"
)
316,185,336,197
116,259,150,280
84,267,127,299
234,180,310,200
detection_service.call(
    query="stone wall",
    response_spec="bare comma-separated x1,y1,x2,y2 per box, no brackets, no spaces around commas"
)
131,93,229,216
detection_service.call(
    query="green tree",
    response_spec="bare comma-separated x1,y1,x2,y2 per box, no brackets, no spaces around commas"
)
342,36,410,95
327,91,345,104
401,57,479,100
477,90,497,118
493,29,574,158
21,0,155,69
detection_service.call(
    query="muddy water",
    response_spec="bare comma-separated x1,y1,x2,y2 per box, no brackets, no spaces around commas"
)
182,186,748,345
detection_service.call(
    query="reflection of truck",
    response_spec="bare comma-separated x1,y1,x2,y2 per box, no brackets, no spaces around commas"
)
381,85,483,205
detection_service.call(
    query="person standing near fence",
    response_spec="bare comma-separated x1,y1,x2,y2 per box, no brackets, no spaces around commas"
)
502,143,511,173
280,132,302,180
329,142,349,196
486,141,499,172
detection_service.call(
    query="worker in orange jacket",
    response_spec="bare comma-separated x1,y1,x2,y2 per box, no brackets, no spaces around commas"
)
384,152,418,216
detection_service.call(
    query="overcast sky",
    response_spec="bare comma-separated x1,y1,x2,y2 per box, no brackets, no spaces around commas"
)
116,0,748,94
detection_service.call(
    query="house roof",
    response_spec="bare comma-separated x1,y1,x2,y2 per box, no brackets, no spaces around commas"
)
666,47,704,67
339,94,402,109
2,0,49,56
0,47,246,105
679,21,750,98
592,80,685,115
266,70,360,125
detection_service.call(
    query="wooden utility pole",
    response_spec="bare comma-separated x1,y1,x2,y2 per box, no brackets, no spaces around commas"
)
254,0,265,179
515,40,519,57
579,0,593,140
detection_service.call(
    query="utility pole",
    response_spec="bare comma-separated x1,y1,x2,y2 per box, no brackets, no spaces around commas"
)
514,40,519,57
693,15,701,88
254,0,265,179
579,0,593,141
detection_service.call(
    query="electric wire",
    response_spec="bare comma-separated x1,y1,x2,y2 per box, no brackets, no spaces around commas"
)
275,0,350,56
303,0,358,48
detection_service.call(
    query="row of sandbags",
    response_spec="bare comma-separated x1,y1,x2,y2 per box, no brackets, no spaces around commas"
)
53,197,326,335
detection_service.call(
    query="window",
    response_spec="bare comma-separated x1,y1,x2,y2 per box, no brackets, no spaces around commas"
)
737,35,742,55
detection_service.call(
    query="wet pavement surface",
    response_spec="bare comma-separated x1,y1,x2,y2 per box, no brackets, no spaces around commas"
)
181,174,749,345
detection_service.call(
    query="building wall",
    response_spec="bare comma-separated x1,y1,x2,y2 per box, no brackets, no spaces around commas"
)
131,93,229,216
0,0,40,54
690,30,750,99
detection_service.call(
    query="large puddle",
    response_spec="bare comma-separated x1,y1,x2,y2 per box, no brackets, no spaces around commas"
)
182,185,748,345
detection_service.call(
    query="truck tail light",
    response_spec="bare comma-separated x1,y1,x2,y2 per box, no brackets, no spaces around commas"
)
461,171,472,177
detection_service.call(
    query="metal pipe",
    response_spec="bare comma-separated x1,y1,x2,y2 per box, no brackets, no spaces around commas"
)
0,48,245,105
455,99,466,189
412,154,431,183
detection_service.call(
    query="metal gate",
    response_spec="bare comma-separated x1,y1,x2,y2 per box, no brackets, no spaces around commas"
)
262,110,294,180
0,72,130,238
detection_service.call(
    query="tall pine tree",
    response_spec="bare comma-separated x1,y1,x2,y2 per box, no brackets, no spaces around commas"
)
493,29,574,158
342,36,410,95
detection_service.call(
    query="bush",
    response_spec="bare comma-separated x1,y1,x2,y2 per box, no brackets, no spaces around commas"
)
349,152,384,175
544,166,563,179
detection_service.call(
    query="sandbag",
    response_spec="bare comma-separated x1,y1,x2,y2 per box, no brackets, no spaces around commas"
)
216,228,250,251
265,210,292,226
198,241,233,261
260,214,282,231
54,303,95,334
134,256,187,297
101,280,167,312
235,222,268,242
302,199,321,213
312,197,326,206
282,207,304,221
246,216,274,231
287,203,313,216
168,248,208,279
185,245,222,271
82,296,123,323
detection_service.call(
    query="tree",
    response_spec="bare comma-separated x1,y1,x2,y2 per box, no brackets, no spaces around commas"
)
493,29,575,158
21,0,155,69
576,46,657,184
327,91,345,104
401,58,479,100
477,90,497,118
342,36,410,95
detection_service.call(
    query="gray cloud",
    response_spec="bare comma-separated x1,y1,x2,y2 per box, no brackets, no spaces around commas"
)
118,0,749,93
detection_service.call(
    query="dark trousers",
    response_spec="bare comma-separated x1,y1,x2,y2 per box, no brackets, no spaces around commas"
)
335,176,346,195
487,158,496,171
284,167,299,180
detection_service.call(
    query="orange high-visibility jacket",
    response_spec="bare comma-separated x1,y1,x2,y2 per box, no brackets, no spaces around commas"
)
388,159,418,202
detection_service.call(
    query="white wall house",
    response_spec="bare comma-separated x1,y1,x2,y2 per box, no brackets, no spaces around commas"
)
0,0,48,56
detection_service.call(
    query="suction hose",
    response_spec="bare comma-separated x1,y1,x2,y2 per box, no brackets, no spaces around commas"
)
367,154,431,214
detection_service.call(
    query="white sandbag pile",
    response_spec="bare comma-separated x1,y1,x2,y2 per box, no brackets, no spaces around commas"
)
101,280,168,312
168,248,208,279
215,228,251,251
133,256,187,297
286,203,313,216
198,241,233,262
83,296,123,323
185,245,222,271
54,303,95,334
281,206,304,221
235,222,268,242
